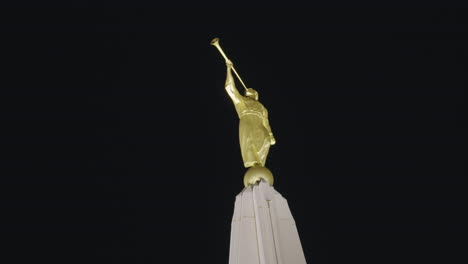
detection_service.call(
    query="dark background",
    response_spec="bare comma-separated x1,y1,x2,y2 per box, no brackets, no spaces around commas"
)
0,8,465,264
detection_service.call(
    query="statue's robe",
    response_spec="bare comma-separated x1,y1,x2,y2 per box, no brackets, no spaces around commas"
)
237,98,271,167
225,70,272,168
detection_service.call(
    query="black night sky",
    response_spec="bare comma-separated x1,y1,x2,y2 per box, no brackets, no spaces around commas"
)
1,8,465,264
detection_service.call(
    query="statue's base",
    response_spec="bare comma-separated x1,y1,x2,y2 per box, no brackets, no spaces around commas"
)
229,180,307,264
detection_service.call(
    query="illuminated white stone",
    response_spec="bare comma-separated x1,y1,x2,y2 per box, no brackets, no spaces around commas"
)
229,180,307,264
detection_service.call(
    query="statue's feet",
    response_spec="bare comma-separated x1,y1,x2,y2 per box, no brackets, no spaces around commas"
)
244,161,263,168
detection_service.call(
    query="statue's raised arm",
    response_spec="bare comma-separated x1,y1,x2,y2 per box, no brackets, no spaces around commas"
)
224,60,244,116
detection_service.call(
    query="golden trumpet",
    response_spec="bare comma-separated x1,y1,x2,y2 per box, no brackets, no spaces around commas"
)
211,38,248,91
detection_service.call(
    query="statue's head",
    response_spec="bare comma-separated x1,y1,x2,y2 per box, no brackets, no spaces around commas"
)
245,88,259,100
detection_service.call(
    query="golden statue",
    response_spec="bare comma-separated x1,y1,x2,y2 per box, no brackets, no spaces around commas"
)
211,38,276,186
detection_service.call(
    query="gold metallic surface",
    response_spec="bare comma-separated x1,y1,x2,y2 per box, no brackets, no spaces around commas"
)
243,166,274,187
211,38,248,91
211,38,276,176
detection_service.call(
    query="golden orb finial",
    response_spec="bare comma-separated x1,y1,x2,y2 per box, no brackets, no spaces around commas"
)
243,166,274,187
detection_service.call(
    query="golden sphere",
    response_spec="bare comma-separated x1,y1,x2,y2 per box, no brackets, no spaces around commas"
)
243,166,274,187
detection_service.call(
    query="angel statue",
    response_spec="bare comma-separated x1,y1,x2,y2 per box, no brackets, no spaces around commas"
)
224,59,276,168
211,38,276,186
